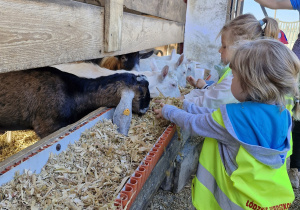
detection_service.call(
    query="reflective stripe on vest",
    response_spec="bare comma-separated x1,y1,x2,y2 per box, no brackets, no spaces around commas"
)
217,67,231,84
285,95,294,116
192,109,294,209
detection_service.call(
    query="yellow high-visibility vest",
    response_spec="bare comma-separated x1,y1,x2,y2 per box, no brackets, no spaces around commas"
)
192,109,294,210
285,96,294,157
217,67,231,84
285,96,294,116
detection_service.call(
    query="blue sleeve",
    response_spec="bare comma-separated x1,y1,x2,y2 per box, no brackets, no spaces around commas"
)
290,0,300,10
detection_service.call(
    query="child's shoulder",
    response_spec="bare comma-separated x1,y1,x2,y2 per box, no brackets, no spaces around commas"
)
225,102,290,121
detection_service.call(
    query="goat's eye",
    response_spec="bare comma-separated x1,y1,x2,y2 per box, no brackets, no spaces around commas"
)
121,56,127,62
172,83,176,87
188,68,191,71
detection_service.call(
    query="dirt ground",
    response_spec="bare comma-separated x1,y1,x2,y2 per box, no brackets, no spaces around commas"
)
147,177,300,210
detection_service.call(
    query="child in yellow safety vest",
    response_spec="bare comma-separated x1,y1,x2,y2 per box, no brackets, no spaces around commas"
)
183,14,279,109
154,39,300,209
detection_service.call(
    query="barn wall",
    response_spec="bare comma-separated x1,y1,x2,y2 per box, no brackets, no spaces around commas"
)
184,0,228,81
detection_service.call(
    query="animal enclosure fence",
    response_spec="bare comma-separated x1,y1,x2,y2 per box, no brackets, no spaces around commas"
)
0,0,185,73
278,20,300,50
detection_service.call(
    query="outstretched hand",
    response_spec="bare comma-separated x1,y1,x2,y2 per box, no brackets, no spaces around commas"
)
186,75,197,87
187,76,207,89
153,103,165,119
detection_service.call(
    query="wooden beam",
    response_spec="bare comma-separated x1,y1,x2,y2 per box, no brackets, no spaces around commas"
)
226,0,233,22
0,0,184,73
74,0,187,23
238,0,244,16
123,0,186,23
76,0,105,6
104,0,124,52
232,0,237,20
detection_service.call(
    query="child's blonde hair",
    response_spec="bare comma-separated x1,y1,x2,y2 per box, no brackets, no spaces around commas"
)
229,39,300,120
219,14,279,45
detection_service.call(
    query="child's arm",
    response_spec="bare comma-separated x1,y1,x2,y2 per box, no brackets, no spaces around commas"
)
160,104,234,142
184,76,238,109
183,100,216,114
253,0,293,10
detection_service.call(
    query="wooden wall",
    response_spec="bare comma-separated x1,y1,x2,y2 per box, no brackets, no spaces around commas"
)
0,0,186,73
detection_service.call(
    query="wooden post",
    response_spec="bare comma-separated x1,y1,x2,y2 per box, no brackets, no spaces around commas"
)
104,0,124,52
236,0,244,17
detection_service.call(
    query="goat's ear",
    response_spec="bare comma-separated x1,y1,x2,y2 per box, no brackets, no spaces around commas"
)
170,49,177,61
150,58,159,72
161,65,169,79
176,54,184,67
140,50,154,59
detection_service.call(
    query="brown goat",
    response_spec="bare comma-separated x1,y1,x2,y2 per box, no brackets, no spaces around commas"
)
0,67,150,138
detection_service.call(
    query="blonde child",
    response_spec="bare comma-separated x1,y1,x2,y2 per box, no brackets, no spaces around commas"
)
183,14,279,109
154,39,300,209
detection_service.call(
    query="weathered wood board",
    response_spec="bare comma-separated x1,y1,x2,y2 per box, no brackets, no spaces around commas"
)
104,0,124,52
123,0,186,23
0,0,184,73
74,0,187,23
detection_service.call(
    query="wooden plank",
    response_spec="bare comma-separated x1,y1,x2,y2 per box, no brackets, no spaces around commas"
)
238,0,244,16
226,0,233,22
104,0,124,52
76,0,105,6
0,0,184,73
130,131,190,209
123,0,186,23
232,0,237,20
75,0,187,23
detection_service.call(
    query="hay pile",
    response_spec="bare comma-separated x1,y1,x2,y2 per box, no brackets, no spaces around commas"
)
0,131,39,162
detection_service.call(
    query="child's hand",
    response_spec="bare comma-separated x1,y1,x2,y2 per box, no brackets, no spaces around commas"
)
154,103,165,119
195,79,207,89
177,95,184,100
186,76,197,87
187,76,207,89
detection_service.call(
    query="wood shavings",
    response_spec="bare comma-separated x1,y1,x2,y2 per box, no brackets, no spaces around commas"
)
0,115,167,209
151,84,194,111
0,85,193,209
0,131,39,162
